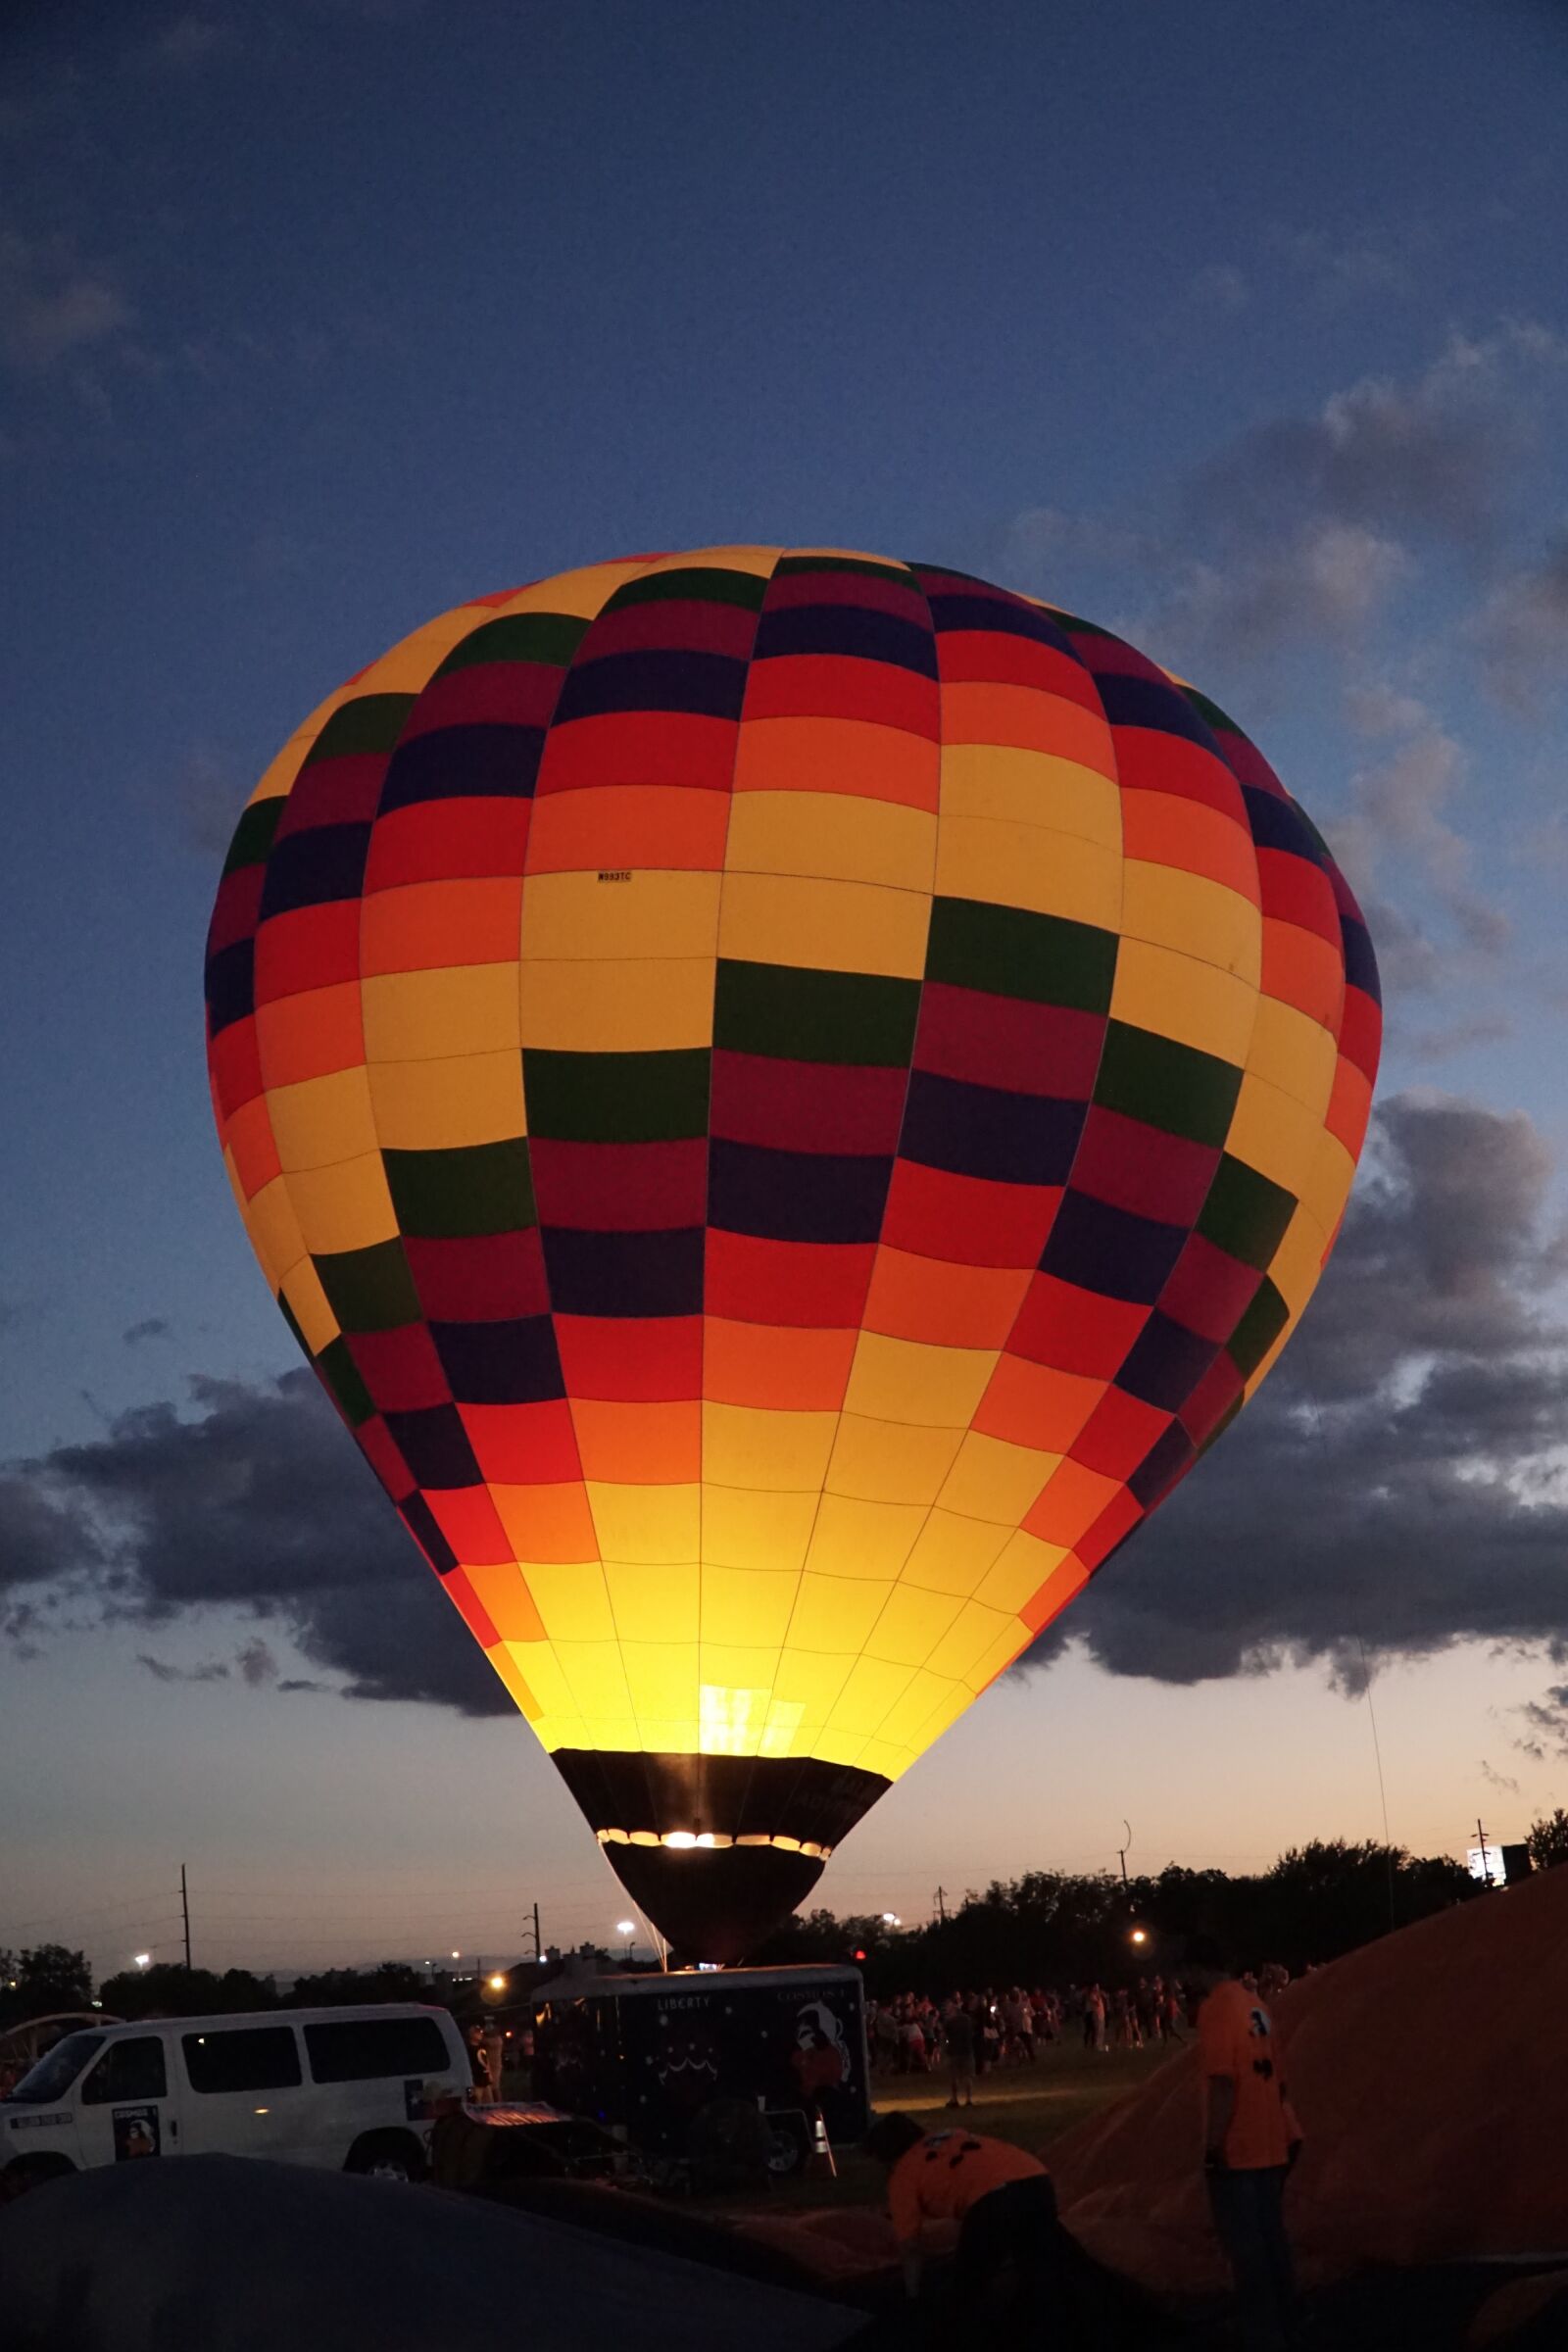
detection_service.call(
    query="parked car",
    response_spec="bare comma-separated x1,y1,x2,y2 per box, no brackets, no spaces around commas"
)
0,2004,470,2195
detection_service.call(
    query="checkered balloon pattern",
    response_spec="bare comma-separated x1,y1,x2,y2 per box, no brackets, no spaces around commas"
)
206,547,1380,1960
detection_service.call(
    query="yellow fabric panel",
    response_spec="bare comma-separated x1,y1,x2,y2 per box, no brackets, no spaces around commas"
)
586,1483,700,1564
826,1417,963,1508
1109,939,1258,1065
922,1598,1013,1680
345,601,498,693
768,1646,857,1718
699,1646,781,1691
484,1642,540,1720
700,1681,779,1755
642,544,780,578
1264,1199,1333,1323
863,1583,966,1668
936,818,1122,930
873,1668,961,1747
242,1173,308,1293
825,1656,917,1736
785,1575,894,1652
723,791,936,894
554,1642,636,1719
898,1509,1012,1595
937,1432,1062,1524
938,746,1121,847
716,872,929,979
1225,1070,1331,1211
801,1491,925,1581
1301,1126,1358,1242
519,868,722,959
266,1066,379,1173
509,1641,576,1721
1120,861,1262,983
702,1565,799,1647
582,1716,645,1753
367,1052,527,1151
249,718,323,808
278,1257,338,1356
362,963,522,1062
517,958,713,1051
901,1677,982,1755
285,1152,398,1255
701,1486,818,1573
523,1561,617,1643
843,1333,996,1428
1246,995,1339,1117
603,1561,700,1642
964,1620,1032,1693
497,559,658,616
701,1402,838,1492
858,1738,916,1783
972,1529,1072,1615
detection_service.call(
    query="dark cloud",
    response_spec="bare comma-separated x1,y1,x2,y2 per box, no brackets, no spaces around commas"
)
1473,526,1568,712
1514,1686,1568,1763
138,1652,228,1684
1036,1093,1568,1687
3,1098,1567,1714
122,1316,171,1347
0,1370,506,1715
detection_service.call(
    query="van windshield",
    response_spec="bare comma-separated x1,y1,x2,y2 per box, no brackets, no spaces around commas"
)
7,2031,105,2104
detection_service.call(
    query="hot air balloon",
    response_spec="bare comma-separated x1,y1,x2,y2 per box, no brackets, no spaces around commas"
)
204,547,1380,1963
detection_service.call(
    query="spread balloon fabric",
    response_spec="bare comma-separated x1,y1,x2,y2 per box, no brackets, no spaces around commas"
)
204,548,1381,1960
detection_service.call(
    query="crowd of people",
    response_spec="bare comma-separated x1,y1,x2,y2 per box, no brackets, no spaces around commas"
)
867,1963,1293,2099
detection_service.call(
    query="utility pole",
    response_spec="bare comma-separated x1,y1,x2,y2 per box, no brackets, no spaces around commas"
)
1476,1817,1494,1890
180,1863,192,1970
522,1902,541,1963
933,1886,948,1926
1118,1822,1132,1892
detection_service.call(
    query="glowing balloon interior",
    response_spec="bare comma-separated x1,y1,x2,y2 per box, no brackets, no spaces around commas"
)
205,548,1380,1961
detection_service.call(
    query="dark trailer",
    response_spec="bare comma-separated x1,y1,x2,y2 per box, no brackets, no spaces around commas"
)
532,1964,869,2172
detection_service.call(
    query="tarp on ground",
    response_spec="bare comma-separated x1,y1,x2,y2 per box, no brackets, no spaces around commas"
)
1052,1861,1568,2295
0,2154,871,2352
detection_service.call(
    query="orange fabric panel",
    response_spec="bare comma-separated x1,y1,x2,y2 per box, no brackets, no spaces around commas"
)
1121,789,1260,902
490,1481,601,1562
862,1250,1030,1349
703,1318,858,1410
974,1354,1103,1455
1260,920,1344,1028
731,716,940,810
361,877,522,974
1022,1458,1124,1548
940,682,1116,773
571,1398,703,1485
526,784,731,874
255,982,366,1088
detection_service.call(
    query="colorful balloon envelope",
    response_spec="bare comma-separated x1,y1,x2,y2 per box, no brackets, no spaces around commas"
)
205,547,1380,1962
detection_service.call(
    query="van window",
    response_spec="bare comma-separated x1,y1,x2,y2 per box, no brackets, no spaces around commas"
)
8,2032,104,2104
182,2026,303,2094
304,2015,451,2083
81,2037,169,2105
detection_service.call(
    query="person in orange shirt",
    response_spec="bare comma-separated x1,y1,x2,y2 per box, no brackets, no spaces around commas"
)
864,2111,1065,2322
1186,1936,1304,2352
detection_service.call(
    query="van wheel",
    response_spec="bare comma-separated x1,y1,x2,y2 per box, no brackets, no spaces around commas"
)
345,2131,425,2183
1,2154,76,2203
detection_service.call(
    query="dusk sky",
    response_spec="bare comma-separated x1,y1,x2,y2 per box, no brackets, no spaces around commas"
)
6,0,1568,1981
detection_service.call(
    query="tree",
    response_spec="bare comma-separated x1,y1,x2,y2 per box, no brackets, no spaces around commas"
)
0,1944,92,2025
286,1961,438,2007
1526,1808,1568,1870
98,1964,275,2021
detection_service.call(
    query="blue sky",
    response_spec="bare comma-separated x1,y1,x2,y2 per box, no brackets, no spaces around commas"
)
5,0,1568,1975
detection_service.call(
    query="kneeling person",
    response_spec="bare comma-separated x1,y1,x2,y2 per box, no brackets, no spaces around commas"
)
865,2111,1063,2317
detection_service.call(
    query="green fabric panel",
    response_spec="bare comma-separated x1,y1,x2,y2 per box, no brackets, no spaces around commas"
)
713,959,921,1066
606,567,768,611
1197,1154,1298,1270
925,896,1117,1012
303,694,416,763
523,1049,710,1142
434,612,590,673
383,1138,535,1239
316,1335,375,1426
1093,1021,1243,1147
314,1238,423,1333
221,796,284,877
1225,1276,1290,1378
1178,684,1241,736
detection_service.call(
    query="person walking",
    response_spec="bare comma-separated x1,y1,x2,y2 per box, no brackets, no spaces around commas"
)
1185,1935,1303,2352
941,1998,975,2109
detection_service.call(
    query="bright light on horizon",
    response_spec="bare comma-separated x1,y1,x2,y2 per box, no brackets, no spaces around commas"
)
133,1952,151,1968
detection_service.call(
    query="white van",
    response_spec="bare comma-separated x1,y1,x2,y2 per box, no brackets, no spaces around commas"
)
1,2005,470,2194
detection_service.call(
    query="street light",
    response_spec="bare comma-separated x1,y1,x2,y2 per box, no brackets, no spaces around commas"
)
616,1919,636,1956
1130,1929,1149,1947
133,1953,151,1970
487,1973,507,1993
881,1913,902,1928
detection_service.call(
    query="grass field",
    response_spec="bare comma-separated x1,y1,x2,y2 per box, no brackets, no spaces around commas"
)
756,2033,1184,2212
